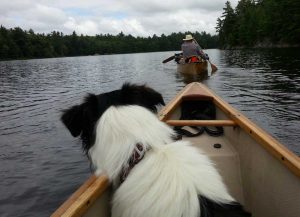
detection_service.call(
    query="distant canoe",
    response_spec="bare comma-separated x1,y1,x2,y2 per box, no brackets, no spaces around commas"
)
177,61,208,75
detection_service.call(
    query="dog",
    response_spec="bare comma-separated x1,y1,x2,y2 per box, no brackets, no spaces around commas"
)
61,83,250,217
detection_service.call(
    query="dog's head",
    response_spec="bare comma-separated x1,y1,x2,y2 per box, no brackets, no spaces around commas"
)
61,83,165,153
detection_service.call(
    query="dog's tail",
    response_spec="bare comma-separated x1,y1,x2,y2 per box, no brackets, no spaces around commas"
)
151,141,235,203
112,141,236,217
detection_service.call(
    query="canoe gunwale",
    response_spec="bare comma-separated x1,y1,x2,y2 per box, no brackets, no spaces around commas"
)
51,175,109,217
159,82,300,178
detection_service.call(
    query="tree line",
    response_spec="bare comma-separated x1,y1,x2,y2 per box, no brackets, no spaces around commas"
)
0,26,218,60
216,0,300,48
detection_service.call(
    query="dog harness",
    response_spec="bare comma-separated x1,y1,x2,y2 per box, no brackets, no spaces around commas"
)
120,143,147,183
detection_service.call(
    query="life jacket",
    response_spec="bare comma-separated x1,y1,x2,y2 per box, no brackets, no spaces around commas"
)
185,56,200,63
189,56,199,62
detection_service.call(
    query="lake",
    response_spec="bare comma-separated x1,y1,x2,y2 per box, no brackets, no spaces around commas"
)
0,49,299,217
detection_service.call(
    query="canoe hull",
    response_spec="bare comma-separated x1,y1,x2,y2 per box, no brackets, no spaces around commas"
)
52,82,300,217
177,61,208,75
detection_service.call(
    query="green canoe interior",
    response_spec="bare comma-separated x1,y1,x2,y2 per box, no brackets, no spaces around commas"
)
52,83,300,217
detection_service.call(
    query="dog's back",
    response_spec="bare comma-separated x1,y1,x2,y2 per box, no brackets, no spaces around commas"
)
91,105,249,217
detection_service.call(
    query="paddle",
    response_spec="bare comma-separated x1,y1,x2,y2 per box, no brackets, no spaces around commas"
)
193,39,218,72
208,60,218,72
162,55,175,63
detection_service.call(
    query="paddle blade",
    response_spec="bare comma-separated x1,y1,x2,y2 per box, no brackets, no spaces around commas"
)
210,61,218,72
162,55,175,63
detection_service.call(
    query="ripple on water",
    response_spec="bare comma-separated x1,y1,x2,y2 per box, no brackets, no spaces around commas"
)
0,49,299,217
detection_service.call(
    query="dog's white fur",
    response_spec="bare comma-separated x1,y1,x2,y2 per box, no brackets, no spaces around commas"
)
89,105,234,217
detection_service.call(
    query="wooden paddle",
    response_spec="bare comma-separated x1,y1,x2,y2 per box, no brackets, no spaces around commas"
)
162,55,175,63
208,60,218,72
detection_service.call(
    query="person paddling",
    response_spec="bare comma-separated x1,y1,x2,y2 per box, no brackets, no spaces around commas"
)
181,34,206,63
162,34,218,72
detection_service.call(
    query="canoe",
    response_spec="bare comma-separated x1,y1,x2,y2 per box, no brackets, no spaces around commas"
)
51,82,300,217
177,61,208,75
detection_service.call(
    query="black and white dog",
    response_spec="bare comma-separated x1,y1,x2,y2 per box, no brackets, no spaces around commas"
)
61,83,250,217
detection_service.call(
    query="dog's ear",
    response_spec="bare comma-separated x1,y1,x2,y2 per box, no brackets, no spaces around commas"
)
61,105,84,137
141,85,165,106
121,83,165,112
61,94,100,139
61,94,101,152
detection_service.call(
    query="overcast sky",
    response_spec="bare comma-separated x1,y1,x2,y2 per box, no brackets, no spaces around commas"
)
0,0,238,37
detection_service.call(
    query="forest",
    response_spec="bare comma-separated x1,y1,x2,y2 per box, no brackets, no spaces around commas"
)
216,0,300,48
0,26,218,60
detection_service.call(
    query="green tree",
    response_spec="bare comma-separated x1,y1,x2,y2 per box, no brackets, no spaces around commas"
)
216,0,300,48
216,1,237,47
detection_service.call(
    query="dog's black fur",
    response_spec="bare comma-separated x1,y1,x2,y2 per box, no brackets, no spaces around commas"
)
200,196,251,217
61,83,165,153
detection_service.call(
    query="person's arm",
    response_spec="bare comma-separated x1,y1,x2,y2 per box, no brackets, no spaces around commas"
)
196,44,204,55
194,42,207,60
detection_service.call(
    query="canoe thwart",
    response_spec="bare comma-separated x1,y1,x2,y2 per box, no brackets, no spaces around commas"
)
166,120,237,126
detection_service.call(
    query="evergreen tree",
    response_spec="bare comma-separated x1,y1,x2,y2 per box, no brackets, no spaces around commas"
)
216,0,300,48
219,1,237,46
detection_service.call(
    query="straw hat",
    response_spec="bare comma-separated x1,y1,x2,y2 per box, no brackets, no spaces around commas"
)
183,34,194,41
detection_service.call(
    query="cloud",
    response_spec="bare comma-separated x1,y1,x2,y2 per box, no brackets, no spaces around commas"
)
0,0,239,36
139,9,222,35
119,0,228,14
0,3,67,32
64,17,93,35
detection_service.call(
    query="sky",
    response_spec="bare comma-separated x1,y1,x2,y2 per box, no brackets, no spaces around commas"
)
0,0,239,37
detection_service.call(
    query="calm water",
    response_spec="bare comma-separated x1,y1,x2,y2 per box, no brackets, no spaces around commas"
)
0,49,299,217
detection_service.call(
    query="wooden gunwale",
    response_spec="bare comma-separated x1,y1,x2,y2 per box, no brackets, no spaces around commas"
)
51,175,109,217
160,82,300,178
